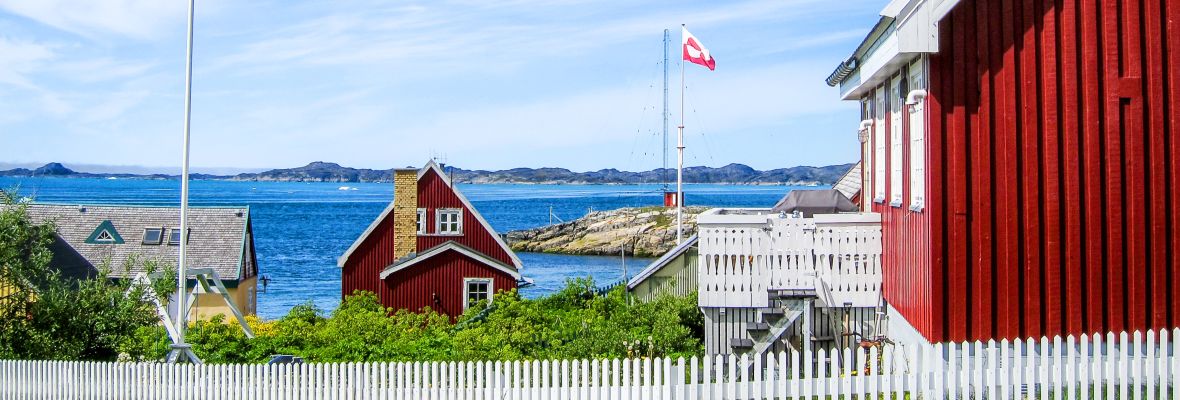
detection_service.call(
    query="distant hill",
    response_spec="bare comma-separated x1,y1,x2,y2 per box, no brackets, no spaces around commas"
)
229,162,854,185
0,163,227,180
0,161,854,185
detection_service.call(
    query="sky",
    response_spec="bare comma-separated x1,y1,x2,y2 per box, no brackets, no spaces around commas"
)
0,0,883,173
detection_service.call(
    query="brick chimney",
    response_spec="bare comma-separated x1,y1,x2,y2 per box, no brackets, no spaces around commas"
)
392,168,418,260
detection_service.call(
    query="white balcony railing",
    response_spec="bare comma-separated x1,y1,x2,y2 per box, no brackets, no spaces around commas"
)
697,209,882,308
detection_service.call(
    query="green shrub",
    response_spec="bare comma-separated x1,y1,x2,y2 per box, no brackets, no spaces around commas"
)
123,278,704,363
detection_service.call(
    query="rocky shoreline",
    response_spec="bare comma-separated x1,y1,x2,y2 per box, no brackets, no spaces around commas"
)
505,206,708,257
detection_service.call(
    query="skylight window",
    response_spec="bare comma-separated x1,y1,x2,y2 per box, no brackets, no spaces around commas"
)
142,228,163,245
168,228,188,245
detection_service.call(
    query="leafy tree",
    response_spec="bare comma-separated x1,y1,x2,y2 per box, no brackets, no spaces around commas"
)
0,194,165,360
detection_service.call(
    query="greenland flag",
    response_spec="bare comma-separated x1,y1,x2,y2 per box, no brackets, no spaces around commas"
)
682,26,716,71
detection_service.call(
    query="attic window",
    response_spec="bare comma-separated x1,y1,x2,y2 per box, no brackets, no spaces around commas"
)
437,208,462,235
85,220,124,244
168,228,188,245
416,208,427,234
142,228,163,245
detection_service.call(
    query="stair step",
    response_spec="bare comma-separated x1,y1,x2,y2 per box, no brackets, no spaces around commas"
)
759,308,784,319
769,288,819,299
747,322,770,332
730,338,754,349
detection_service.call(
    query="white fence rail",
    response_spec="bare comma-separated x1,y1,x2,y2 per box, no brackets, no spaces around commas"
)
3,329,1177,400
698,211,882,308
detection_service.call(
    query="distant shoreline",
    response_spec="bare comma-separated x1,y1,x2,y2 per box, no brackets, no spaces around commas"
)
1,161,852,186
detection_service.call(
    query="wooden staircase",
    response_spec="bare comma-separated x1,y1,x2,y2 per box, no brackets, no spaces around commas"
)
729,289,817,357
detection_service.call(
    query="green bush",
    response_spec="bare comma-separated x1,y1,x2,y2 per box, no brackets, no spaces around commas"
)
125,278,703,363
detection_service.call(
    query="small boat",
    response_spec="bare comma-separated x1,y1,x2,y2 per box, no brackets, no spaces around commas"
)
338,186,352,191
517,276,535,288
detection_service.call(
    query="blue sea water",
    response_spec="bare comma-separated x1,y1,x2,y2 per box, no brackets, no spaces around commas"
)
0,176,812,319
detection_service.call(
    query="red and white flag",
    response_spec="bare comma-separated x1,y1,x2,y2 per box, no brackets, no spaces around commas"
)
682,26,715,71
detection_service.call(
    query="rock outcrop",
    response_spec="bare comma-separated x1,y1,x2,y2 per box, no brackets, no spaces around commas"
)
505,206,708,257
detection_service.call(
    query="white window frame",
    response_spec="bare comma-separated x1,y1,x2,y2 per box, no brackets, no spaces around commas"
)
462,277,493,310
436,208,463,235
873,85,887,203
908,57,927,212
416,208,427,234
889,73,905,207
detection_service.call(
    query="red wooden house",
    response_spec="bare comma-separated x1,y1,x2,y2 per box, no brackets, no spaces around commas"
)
829,0,1179,345
338,161,522,318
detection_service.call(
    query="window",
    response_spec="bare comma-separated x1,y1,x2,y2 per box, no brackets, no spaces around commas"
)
416,208,427,234
873,85,886,203
436,208,462,235
168,228,187,245
142,227,163,245
95,230,115,241
463,278,493,310
908,57,927,211
889,72,905,207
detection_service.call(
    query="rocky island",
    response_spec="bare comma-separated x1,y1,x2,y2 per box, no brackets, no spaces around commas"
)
505,206,709,257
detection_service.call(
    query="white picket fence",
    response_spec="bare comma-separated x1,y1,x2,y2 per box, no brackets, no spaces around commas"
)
2,329,1177,400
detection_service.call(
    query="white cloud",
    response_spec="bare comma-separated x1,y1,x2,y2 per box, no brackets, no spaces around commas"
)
0,36,54,89
205,0,843,75
0,0,186,40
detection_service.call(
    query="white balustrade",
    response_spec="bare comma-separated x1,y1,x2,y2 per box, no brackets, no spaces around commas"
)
697,209,882,308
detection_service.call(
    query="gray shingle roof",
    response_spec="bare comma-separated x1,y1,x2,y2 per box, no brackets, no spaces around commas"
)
16,203,252,281
833,162,862,200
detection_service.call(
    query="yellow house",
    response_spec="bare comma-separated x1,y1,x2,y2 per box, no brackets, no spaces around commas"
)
20,203,258,321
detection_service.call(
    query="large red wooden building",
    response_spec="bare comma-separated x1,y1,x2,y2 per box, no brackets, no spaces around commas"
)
338,161,522,318
829,0,1179,344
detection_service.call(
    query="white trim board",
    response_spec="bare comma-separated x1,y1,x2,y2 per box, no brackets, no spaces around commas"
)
379,241,521,280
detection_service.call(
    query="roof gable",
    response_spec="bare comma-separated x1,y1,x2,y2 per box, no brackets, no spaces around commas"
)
337,160,523,270
85,220,124,244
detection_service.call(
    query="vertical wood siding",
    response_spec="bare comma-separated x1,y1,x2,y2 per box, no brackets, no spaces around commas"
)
341,210,398,304
872,68,937,344
415,170,515,265
918,0,1180,343
382,250,517,319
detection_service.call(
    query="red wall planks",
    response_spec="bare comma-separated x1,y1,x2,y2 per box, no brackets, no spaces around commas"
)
415,170,515,266
382,250,517,319
877,0,1180,343
341,210,398,306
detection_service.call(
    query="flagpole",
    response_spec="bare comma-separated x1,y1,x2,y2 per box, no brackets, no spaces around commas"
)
676,24,686,245
168,0,199,364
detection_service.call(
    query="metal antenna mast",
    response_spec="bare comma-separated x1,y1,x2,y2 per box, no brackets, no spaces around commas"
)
662,29,670,191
